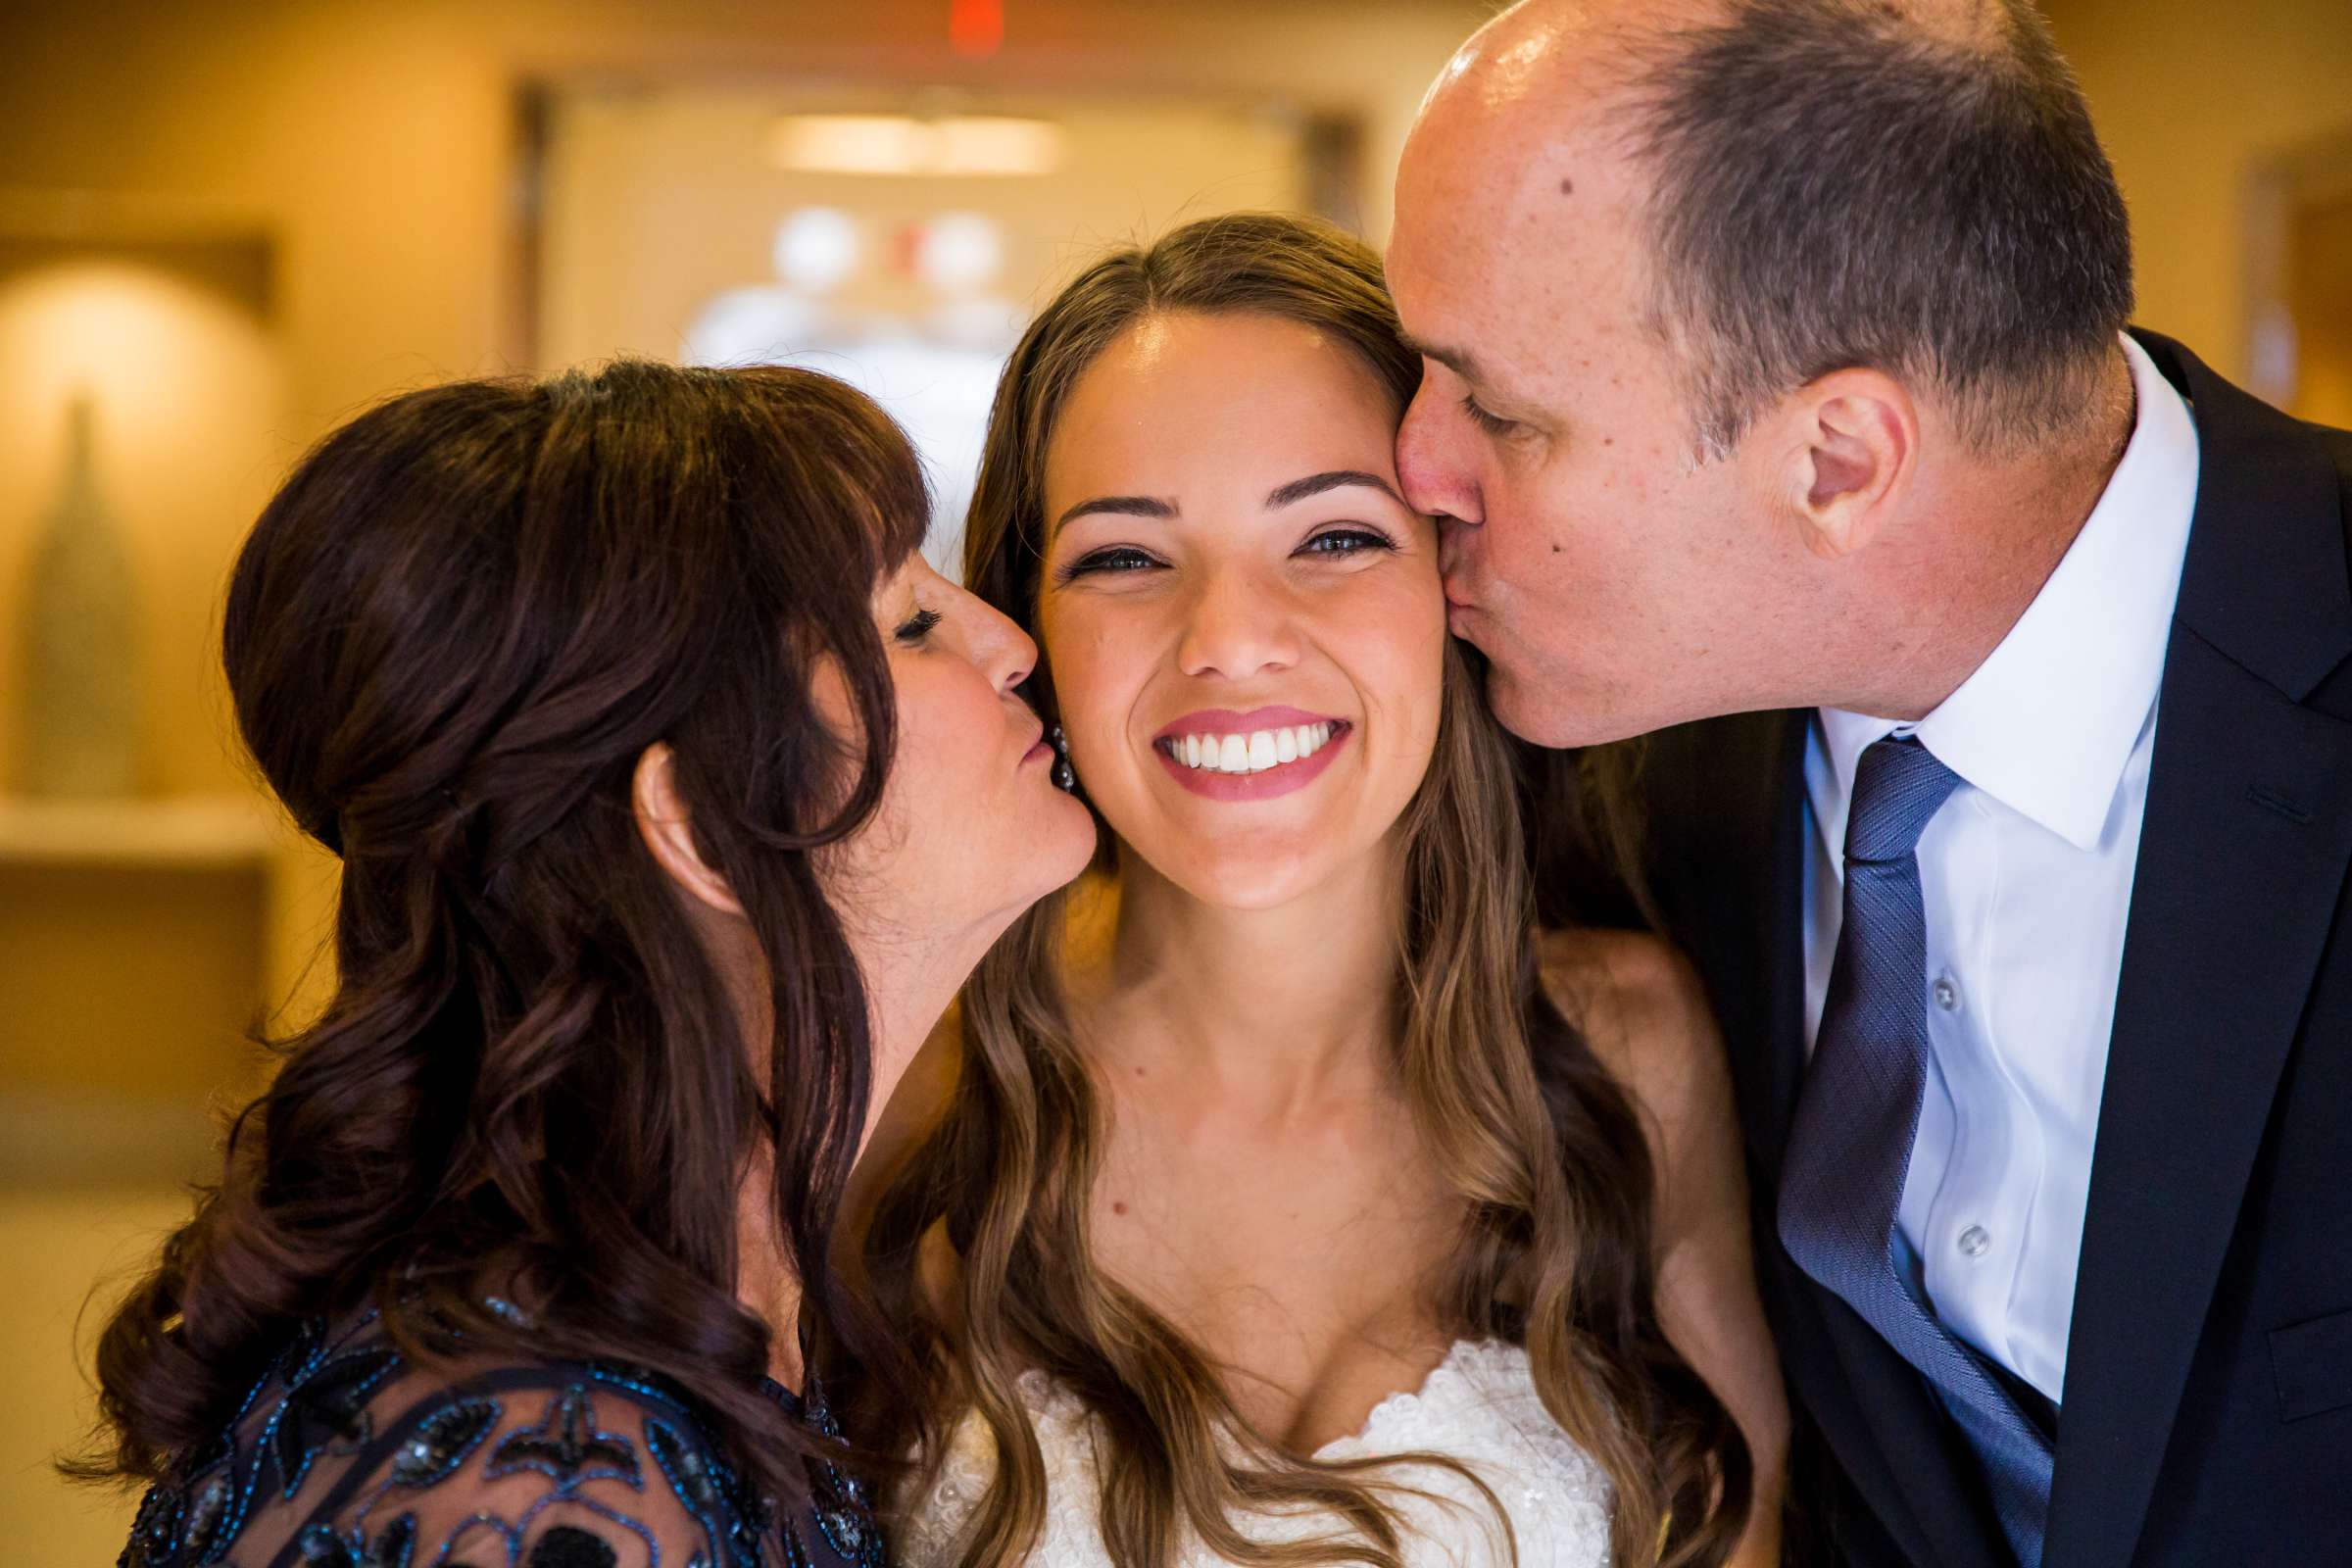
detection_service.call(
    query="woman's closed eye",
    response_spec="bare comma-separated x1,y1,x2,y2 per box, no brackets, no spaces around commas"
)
894,606,944,644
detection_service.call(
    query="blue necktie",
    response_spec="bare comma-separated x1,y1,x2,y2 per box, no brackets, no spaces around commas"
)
1779,735,2054,1567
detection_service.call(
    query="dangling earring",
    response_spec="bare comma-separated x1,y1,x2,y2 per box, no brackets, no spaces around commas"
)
1050,724,1077,794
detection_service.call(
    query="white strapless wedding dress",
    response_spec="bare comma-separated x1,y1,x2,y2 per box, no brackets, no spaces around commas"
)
897,1340,1612,1567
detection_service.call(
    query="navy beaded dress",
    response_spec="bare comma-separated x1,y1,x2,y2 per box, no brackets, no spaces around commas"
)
117,1310,887,1568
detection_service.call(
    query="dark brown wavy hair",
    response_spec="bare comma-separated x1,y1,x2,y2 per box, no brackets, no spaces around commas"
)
73,360,929,1507
863,214,1747,1568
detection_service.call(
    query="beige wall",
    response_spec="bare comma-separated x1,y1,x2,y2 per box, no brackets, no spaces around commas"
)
2,0,1482,431
0,0,1484,992
2045,0,2352,388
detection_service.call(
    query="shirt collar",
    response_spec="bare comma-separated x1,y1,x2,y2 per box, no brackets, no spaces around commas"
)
1814,334,2201,856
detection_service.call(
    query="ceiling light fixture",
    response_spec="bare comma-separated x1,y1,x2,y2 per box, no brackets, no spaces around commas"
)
768,114,1066,177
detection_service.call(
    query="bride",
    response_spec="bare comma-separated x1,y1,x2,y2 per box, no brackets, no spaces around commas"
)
858,213,1786,1568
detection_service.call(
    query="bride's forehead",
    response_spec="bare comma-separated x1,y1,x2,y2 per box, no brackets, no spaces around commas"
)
1072,313,1380,405
1048,344,1397,503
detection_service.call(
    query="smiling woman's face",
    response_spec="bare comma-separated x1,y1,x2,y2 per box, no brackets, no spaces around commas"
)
1038,310,1446,910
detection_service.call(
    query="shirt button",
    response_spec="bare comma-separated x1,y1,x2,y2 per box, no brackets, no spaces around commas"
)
1957,1224,1992,1259
1932,975,1961,1012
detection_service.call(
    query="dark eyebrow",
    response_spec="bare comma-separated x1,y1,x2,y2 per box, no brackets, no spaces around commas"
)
1264,469,1406,510
1397,333,1485,383
1053,494,1179,530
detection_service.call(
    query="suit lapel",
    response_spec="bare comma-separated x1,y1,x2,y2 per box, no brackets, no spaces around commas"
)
2046,337,2352,1568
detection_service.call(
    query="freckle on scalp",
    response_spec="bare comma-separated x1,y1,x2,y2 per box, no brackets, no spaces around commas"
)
1558,176,1575,195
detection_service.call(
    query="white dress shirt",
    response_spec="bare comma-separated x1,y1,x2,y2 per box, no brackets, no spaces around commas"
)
1801,335,2201,1405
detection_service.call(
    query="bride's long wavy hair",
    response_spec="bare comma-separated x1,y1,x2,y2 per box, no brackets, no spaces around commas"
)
861,215,1747,1568
73,362,929,1507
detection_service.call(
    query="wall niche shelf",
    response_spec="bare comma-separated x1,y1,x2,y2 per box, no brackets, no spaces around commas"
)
0,794,280,869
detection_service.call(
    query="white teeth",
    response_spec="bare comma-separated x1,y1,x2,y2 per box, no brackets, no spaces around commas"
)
1166,721,1342,774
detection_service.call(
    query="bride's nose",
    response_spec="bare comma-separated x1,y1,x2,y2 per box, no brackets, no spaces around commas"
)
1174,563,1300,682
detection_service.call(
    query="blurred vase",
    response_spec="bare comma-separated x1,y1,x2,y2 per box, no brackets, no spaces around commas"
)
21,395,140,797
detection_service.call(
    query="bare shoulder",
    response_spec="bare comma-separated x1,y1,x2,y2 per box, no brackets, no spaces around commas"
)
1537,925,1727,1127
1538,926,1741,1252
1542,931,1787,1533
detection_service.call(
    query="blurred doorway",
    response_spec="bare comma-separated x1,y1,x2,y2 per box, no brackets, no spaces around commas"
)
528,83,1354,570
2283,191,2352,427
2245,129,2352,427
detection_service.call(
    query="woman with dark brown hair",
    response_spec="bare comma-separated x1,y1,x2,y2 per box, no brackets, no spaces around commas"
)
861,214,1788,1568
77,361,1097,1568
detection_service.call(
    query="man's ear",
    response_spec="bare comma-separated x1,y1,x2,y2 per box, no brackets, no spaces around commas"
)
1767,368,1917,560
632,743,745,917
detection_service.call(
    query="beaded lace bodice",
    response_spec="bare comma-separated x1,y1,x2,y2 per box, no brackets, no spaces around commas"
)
897,1340,1611,1567
117,1310,887,1568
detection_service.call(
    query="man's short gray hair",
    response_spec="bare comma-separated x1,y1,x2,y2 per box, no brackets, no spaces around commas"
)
1635,0,2134,460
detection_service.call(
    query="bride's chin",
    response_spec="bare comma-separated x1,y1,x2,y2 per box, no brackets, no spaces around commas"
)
1151,848,1333,913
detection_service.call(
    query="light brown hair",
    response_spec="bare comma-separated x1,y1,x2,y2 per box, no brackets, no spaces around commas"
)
863,214,1746,1568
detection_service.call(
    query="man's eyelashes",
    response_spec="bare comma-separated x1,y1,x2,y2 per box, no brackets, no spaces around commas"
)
1054,527,1398,585
1460,393,1521,437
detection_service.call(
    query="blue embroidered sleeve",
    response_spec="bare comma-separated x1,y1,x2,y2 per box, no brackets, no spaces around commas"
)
118,1316,887,1568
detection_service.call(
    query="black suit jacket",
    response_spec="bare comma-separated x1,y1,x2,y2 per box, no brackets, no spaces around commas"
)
1632,333,2352,1567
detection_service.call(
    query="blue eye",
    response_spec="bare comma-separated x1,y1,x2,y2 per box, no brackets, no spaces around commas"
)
1461,394,1520,437
894,607,943,644
1055,546,1163,584
1298,527,1396,557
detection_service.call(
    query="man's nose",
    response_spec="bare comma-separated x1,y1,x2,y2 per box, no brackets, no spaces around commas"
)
1396,381,1483,528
